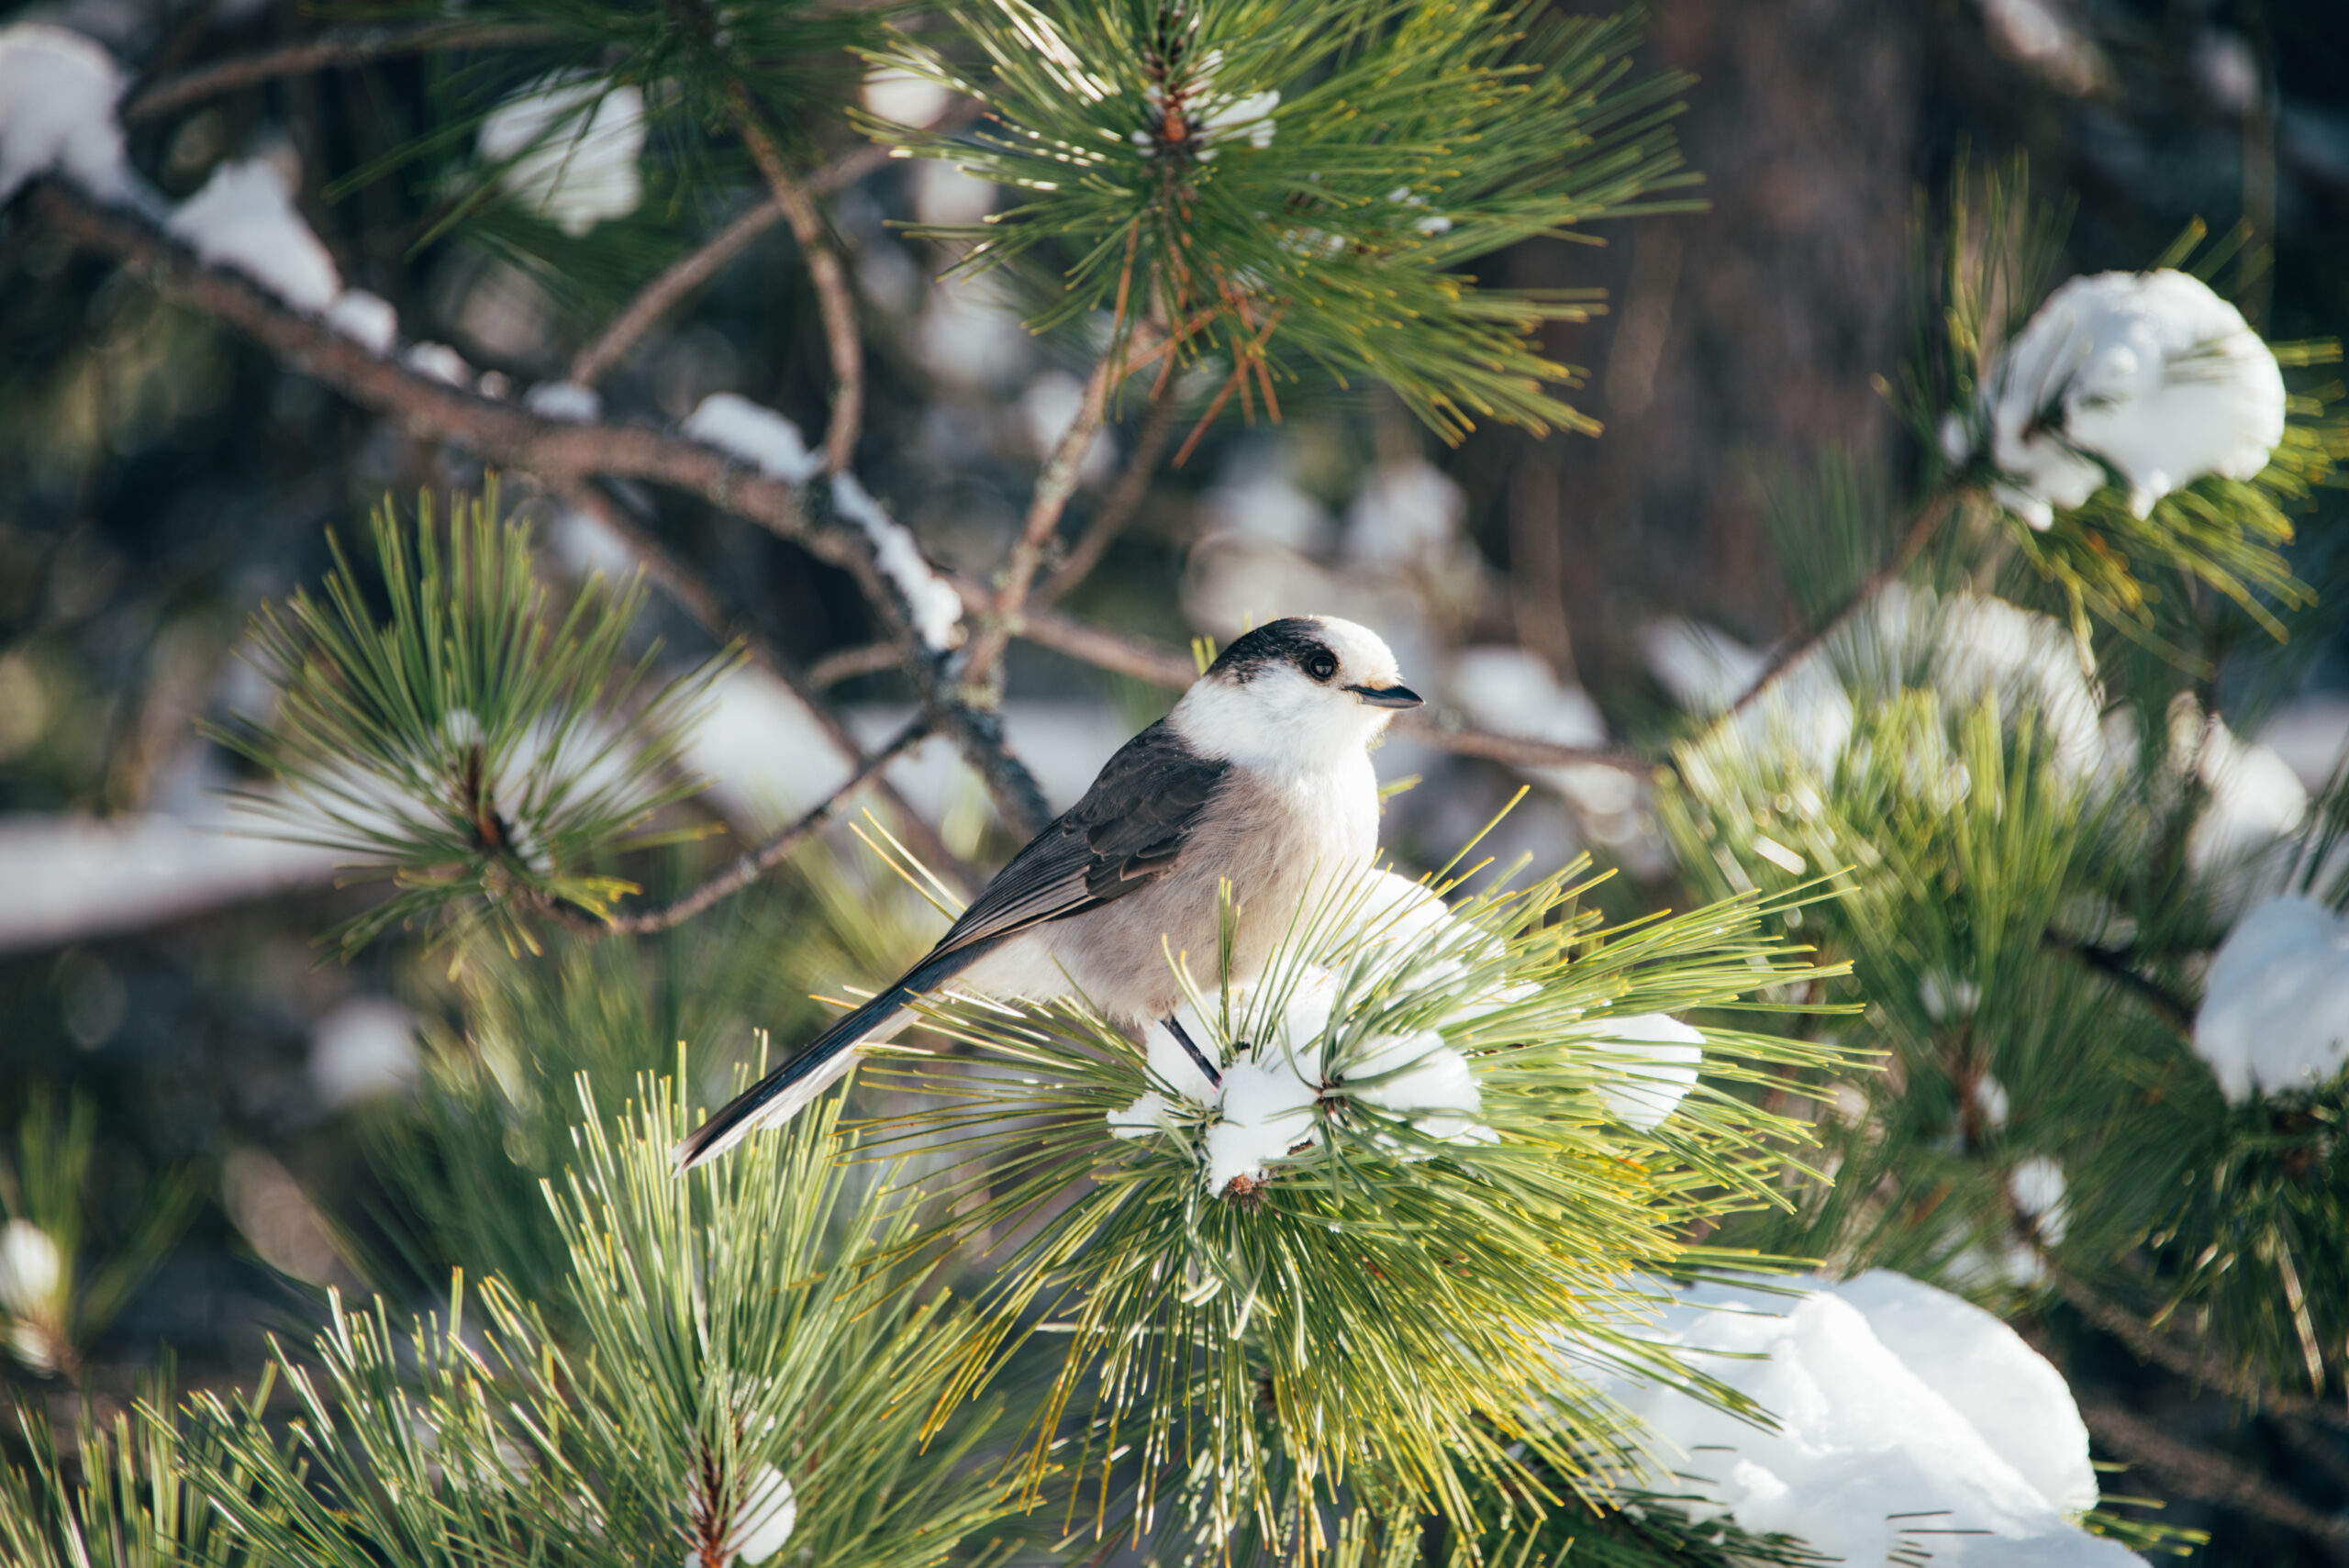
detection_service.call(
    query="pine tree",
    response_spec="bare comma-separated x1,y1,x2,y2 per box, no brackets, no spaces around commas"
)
2,1,2346,1563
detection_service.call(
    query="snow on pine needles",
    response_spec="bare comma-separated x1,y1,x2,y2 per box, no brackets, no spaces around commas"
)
1946,267,2287,529
863,850,1855,1536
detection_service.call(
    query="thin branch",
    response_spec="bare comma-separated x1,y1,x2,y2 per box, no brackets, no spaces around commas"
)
29,184,1642,827
597,717,933,934
567,143,895,388
962,353,1117,685
808,640,906,688
2074,1394,2349,1552
560,480,974,894
729,88,864,474
26,183,1053,840
1719,484,1965,723
2042,930,2196,1032
1039,376,1182,606
2055,1272,2349,1429
123,24,562,124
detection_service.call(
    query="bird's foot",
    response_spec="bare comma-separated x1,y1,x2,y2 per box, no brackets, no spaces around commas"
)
1162,1015,1223,1088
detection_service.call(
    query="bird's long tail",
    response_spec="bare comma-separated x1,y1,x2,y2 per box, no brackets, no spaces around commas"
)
673,941,996,1170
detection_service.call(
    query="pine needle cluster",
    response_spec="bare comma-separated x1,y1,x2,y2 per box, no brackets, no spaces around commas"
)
870,0,1697,439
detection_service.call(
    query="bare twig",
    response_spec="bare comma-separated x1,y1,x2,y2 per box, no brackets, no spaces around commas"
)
2055,1272,2349,1429
729,88,864,474
808,641,906,689
558,482,974,892
1719,485,1965,723
2074,1395,2349,1553
1039,377,1182,606
2041,931,2196,1032
598,717,933,934
124,24,561,124
963,353,1117,684
568,143,896,388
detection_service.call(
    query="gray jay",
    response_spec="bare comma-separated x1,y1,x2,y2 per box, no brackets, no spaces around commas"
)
674,615,1421,1169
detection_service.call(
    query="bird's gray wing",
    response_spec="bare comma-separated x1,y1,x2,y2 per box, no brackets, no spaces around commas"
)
927,719,1229,955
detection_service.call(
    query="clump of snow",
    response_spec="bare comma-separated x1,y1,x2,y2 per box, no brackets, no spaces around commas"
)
1586,1013,1703,1130
1655,588,2110,794
830,475,965,651
1205,1055,1324,1191
309,995,418,1109
1962,269,2285,528
2195,895,2349,1101
864,65,952,128
477,76,645,239
1019,369,1115,483
1979,0,2109,97
1340,1028,1493,1143
525,381,602,422
1447,645,1648,839
402,341,473,388
323,289,398,354
1343,459,1465,572
911,159,996,228
1831,1270,2101,1515
1575,1271,2131,1565
0,1218,62,1319
167,158,341,312
1110,869,1508,1194
1642,618,1855,779
1386,186,1452,237
2009,1156,2069,1245
1920,969,1985,1024
0,23,132,205
734,1465,798,1563
1197,462,1334,554
916,279,1033,387
684,393,821,482
2180,702,2308,879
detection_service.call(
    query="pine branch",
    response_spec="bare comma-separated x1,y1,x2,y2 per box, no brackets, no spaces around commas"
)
122,23,562,124
2056,1273,2349,1430
729,87,864,474
589,716,932,934
962,354,1116,685
2074,1394,2349,1552
1720,484,1965,723
560,481,975,894
29,181,1646,846
1039,377,1183,605
567,153,882,387
28,180,1055,839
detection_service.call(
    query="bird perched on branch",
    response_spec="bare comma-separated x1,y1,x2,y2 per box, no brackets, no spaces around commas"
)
674,615,1421,1168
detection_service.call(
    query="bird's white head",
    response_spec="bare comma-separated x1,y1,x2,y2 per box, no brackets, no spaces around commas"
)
1170,617,1421,772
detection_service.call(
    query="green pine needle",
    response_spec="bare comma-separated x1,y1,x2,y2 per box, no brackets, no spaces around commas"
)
207,484,739,959
866,0,1698,442
848,856,1855,1540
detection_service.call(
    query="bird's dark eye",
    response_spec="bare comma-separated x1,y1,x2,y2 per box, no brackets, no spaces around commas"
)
1304,651,1339,682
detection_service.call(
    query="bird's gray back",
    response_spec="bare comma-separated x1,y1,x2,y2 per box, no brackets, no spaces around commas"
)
961,746,1381,1023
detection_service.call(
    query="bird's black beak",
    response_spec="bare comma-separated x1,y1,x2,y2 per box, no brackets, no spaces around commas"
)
1347,683,1424,709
